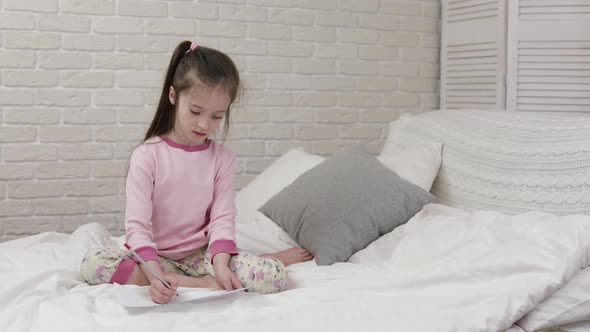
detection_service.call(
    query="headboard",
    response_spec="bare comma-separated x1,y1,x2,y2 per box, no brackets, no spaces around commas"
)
389,110,590,215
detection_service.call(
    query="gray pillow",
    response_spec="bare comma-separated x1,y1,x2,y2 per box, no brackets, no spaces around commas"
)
258,148,436,265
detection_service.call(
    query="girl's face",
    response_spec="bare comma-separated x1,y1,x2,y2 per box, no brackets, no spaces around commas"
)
168,83,230,146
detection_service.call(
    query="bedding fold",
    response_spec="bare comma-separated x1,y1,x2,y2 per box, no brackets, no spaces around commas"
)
1,204,589,332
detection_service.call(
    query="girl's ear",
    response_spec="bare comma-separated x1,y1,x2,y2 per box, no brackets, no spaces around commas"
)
168,86,176,105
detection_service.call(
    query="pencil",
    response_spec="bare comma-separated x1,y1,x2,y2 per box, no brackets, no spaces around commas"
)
124,243,179,296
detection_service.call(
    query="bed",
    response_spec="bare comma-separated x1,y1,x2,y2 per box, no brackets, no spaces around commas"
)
2,109,590,332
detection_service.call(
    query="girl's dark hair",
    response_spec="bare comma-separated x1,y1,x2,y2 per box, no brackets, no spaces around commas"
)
144,41,240,143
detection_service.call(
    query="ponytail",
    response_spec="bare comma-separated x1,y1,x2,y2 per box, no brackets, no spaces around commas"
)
143,41,192,142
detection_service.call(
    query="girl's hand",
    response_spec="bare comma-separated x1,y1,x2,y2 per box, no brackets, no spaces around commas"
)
149,273,178,304
212,253,243,291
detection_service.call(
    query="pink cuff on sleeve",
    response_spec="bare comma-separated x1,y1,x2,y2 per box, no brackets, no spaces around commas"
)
132,246,158,262
209,239,238,261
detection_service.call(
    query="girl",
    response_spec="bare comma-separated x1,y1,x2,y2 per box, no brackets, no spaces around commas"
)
80,41,313,304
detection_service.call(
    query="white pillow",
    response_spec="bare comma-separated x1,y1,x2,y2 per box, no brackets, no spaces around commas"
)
517,266,590,331
378,120,443,192
236,212,300,256
235,148,325,224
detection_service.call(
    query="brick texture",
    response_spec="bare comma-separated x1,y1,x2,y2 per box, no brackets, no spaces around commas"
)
0,0,440,240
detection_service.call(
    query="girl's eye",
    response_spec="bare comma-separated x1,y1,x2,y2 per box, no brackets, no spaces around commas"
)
191,110,200,115
212,116,223,120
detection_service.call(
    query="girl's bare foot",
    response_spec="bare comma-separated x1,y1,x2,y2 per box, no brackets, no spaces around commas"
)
263,248,313,266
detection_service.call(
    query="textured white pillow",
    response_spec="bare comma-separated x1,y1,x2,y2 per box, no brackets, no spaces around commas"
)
517,266,590,331
387,110,590,215
235,148,325,224
378,120,443,192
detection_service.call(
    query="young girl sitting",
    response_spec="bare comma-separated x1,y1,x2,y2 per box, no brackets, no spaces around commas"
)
80,41,313,304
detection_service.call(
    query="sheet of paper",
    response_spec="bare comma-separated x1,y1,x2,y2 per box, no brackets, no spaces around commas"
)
114,283,246,307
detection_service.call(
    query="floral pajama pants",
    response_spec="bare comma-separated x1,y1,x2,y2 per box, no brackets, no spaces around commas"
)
80,247,286,294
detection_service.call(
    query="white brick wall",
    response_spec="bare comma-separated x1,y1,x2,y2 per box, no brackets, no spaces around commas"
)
0,0,440,240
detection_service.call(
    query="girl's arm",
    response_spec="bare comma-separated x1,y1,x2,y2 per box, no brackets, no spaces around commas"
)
212,252,243,290
125,147,158,261
207,149,239,261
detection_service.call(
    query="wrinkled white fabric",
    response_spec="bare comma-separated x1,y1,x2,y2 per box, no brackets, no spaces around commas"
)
2,204,590,332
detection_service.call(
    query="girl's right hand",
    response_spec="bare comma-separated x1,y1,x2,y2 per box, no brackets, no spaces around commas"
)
149,274,179,304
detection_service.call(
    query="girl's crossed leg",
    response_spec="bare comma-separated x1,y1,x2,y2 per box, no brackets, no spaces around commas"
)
80,247,311,294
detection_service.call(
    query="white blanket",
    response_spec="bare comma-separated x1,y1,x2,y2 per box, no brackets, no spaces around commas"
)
2,204,590,332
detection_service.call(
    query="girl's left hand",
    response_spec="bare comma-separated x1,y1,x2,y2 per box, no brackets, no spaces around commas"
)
212,253,243,291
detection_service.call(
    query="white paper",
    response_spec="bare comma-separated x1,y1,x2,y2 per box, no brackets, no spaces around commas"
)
114,283,246,307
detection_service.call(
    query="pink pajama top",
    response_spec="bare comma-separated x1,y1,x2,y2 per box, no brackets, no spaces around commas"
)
124,136,238,262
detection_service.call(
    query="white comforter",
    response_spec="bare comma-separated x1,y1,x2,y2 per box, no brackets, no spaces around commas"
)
1,204,590,332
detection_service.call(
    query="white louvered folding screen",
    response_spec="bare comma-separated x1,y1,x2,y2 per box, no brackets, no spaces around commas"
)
440,0,508,109
506,0,590,112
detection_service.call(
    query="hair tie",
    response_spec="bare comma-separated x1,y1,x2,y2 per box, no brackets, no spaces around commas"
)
185,42,198,54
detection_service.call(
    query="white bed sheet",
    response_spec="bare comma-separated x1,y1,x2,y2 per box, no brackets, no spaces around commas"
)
2,204,590,332
518,265,590,331
546,320,590,332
